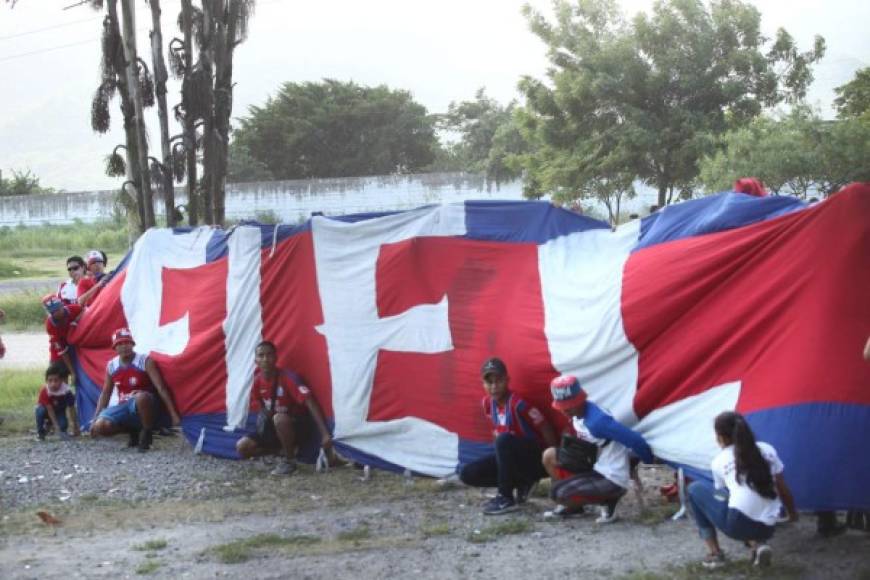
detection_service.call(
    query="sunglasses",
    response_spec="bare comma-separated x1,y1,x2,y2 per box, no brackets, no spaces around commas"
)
67,265,82,272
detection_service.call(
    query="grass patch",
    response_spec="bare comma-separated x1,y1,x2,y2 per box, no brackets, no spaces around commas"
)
336,525,371,543
620,559,806,580
0,290,46,331
0,368,43,435
135,560,162,575
0,259,51,279
467,519,532,543
133,538,168,551
421,521,451,538
0,220,129,259
210,533,321,564
635,503,679,526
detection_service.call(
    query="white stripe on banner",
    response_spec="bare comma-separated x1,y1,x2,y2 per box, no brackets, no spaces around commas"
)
538,220,642,425
224,226,264,430
121,227,214,357
312,204,466,477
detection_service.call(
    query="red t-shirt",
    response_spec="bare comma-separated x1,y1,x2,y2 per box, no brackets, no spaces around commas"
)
77,273,107,305
107,353,153,402
250,368,310,415
37,383,75,409
482,393,549,448
45,304,83,361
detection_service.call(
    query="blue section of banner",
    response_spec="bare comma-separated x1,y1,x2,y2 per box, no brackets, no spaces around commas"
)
636,192,806,251
464,200,610,243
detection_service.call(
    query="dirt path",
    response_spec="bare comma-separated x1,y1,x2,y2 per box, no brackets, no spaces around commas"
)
0,436,866,580
0,332,45,370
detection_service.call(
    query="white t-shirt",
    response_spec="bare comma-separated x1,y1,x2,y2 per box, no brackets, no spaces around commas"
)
572,416,632,489
58,279,78,303
711,441,783,525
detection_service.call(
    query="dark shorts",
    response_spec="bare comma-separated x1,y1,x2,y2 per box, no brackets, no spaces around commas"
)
250,412,315,451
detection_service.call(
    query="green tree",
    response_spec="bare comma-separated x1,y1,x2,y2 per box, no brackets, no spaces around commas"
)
440,89,527,184
834,67,870,122
698,107,870,197
227,141,274,182
0,169,54,196
232,79,438,180
518,0,825,208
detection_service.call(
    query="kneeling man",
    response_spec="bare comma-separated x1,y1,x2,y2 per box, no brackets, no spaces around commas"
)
236,341,333,476
91,328,181,451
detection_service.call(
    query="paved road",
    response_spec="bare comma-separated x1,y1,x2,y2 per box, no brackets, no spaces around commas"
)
0,278,56,297
0,332,46,370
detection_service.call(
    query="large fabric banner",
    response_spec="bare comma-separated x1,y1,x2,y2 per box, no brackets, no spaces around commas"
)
69,185,870,510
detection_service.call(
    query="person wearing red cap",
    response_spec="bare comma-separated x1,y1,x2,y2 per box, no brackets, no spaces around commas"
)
543,375,653,522
43,294,83,386
459,357,557,515
77,250,109,307
91,328,181,452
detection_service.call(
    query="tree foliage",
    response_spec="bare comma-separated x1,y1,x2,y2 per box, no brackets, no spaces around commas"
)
834,67,870,122
232,79,438,180
438,89,527,184
517,0,826,208
698,107,870,197
0,169,54,197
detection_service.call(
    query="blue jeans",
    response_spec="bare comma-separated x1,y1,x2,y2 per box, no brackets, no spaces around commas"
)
688,480,775,542
35,405,69,436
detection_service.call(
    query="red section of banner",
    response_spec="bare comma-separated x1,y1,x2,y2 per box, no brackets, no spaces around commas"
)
259,231,333,418
70,269,129,383
623,185,870,418
370,237,562,442
152,260,229,415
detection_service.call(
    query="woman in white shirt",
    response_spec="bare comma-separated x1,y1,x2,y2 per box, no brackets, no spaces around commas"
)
688,411,798,569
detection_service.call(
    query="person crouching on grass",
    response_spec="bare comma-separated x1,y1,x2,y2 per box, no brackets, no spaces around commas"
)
688,411,798,569
35,363,79,441
542,375,654,523
459,357,557,515
235,341,335,476
91,328,181,452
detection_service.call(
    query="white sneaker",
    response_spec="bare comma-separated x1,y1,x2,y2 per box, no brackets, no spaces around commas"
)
754,544,772,567
271,459,297,476
543,504,585,520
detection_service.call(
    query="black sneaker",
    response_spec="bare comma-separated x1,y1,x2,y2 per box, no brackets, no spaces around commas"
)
127,429,141,448
516,480,538,505
138,429,153,453
483,494,519,515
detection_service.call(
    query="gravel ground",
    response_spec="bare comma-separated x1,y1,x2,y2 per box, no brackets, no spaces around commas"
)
0,433,252,509
0,434,868,580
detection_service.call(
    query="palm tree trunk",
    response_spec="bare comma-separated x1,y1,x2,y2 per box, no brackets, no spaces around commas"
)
148,0,177,227
119,0,155,228
106,0,144,233
200,0,217,224
181,0,199,226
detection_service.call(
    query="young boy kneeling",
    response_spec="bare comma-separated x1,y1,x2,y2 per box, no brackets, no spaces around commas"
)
236,341,334,476
35,363,79,441
460,357,557,515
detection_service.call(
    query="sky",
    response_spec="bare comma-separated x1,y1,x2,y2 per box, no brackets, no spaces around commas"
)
0,0,867,191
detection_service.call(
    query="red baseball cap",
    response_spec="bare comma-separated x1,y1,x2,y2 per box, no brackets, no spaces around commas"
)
550,375,587,411
111,327,135,348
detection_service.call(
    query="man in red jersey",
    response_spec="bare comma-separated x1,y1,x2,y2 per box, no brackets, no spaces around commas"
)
236,341,334,476
91,328,181,452
459,357,557,515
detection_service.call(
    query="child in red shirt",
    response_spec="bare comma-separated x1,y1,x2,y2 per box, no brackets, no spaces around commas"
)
35,363,79,440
